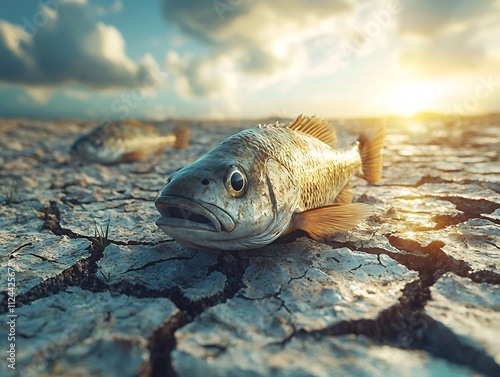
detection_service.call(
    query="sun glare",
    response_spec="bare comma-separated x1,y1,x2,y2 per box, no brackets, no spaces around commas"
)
383,83,440,117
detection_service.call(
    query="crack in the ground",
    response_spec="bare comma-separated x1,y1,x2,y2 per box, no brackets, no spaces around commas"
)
27,253,57,263
0,201,108,313
124,253,197,273
8,194,498,376
0,242,106,313
385,236,471,286
286,267,309,285
127,250,249,377
348,263,364,273
302,277,499,377
40,199,172,247
468,270,500,285
151,251,249,376
240,225,499,373
321,231,500,375
383,234,500,286
41,200,84,239
10,242,33,255
431,196,500,230
413,175,500,192
3,199,251,376
390,194,500,230
327,236,470,288
305,280,428,346
376,254,386,267
145,310,185,377
217,222,499,371
201,251,249,318
236,284,284,302
423,314,500,377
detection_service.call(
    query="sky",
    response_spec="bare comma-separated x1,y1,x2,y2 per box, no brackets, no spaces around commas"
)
0,0,499,120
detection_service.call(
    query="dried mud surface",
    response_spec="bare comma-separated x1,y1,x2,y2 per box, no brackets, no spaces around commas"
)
1,116,499,377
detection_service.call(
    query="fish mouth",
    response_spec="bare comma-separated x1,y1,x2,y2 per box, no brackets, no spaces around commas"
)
155,196,234,232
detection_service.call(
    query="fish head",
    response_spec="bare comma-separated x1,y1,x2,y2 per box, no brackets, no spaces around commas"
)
155,147,299,250
70,134,101,162
69,126,123,163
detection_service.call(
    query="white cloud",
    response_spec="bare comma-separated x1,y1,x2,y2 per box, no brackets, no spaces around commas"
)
25,87,53,104
163,0,350,48
161,0,500,99
0,21,34,78
166,51,238,98
162,0,351,97
400,30,485,76
397,0,500,77
0,0,159,90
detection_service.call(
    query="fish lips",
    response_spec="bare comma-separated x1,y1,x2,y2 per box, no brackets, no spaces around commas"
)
155,195,235,233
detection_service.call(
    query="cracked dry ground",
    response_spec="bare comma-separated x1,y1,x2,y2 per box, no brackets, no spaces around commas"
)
1,116,499,377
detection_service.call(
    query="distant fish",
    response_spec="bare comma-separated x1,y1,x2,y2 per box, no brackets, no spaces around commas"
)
70,120,190,164
155,115,385,250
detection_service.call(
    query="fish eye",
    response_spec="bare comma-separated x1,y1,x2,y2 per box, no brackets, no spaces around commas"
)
74,142,88,156
224,165,247,198
89,134,102,146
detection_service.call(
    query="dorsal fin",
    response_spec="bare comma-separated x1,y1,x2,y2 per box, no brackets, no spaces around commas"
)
122,119,157,132
286,115,337,148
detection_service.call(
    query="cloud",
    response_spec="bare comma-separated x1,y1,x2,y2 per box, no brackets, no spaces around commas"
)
95,0,123,16
397,0,500,77
25,87,53,104
400,28,486,76
0,0,159,89
166,51,237,98
398,0,497,37
163,0,350,48
162,0,351,96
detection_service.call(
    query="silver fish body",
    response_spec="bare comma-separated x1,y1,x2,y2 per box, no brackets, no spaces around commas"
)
155,115,385,250
70,120,189,164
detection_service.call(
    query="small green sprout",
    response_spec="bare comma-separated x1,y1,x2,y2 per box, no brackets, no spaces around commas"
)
2,182,19,204
93,216,111,250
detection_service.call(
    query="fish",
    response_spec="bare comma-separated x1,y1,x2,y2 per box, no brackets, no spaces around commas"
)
70,120,190,164
155,115,385,250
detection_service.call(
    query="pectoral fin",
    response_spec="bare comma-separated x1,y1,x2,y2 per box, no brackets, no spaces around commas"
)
334,183,353,204
290,203,372,241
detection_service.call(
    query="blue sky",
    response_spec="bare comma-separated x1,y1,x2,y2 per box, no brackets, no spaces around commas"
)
0,0,499,120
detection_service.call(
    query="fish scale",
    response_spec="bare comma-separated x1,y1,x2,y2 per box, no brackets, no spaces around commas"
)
224,127,361,210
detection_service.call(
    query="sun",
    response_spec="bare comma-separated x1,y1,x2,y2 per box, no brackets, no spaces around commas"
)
382,82,439,117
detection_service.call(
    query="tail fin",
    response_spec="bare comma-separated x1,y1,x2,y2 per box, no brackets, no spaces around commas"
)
173,127,190,150
358,122,386,183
